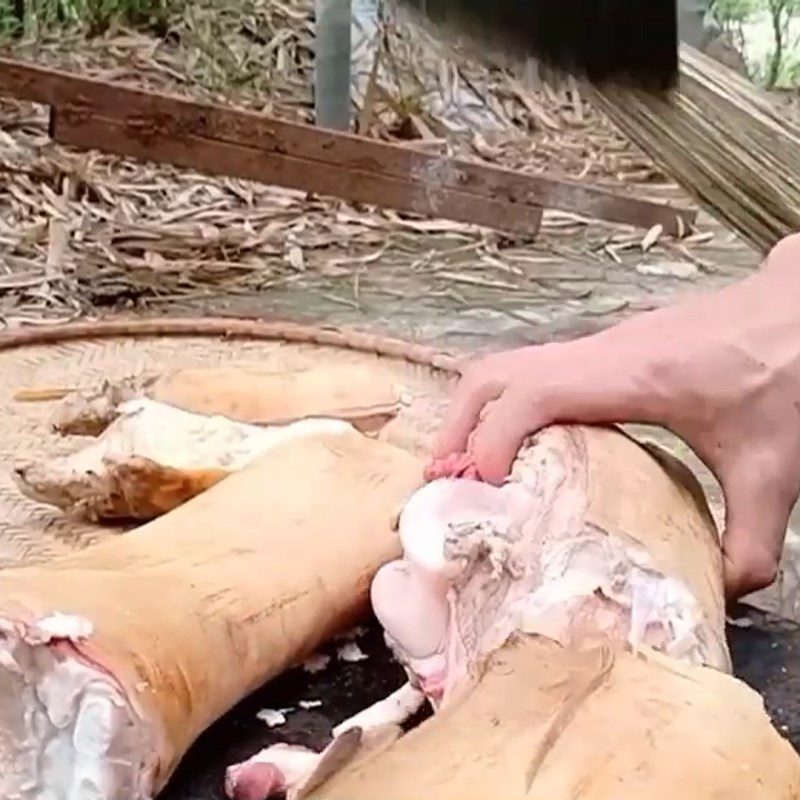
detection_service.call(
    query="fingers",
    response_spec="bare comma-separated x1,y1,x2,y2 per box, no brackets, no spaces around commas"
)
720,463,792,600
433,374,504,458
470,391,549,485
469,371,658,484
434,330,660,484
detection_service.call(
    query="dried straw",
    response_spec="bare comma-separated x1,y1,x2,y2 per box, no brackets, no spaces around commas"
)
586,45,800,256
0,3,760,327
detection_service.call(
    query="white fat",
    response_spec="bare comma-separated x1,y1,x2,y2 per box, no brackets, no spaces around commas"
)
383,429,730,706
14,401,356,516
398,478,534,577
257,708,293,728
77,400,353,473
371,561,448,659
240,743,320,785
302,654,331,674
0,615,153,800
387,439,583,702
336,643,368,663
517,532,728,669
332,683,425,738
33,614,94,642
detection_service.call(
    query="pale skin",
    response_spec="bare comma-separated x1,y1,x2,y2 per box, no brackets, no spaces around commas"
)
434,233,800,601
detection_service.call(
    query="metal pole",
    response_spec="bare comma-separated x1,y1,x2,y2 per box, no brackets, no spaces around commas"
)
314,0,354,131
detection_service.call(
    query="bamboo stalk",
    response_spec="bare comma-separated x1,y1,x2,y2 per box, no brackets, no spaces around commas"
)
586,45,800,254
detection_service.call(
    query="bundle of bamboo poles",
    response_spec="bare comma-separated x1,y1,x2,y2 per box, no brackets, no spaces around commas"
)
585,45,800,255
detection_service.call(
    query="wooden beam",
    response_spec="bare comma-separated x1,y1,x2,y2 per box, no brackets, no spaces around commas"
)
0,58,696,236
51,109,543,237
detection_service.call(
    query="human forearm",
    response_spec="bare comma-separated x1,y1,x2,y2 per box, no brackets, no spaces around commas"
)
435,233,800,598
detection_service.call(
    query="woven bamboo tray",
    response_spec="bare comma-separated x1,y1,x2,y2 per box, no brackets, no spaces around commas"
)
0,317,459,568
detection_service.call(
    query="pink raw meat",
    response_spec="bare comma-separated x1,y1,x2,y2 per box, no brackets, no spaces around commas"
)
225,743,318,800
226,762,284,800
375,427,728,708
423,451,480,482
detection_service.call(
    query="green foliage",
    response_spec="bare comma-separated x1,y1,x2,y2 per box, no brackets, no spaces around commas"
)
0,0,26,37
0,0,172,39
711,0,762,22
710,0,800,86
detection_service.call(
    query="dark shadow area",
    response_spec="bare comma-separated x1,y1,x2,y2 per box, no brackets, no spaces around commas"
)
729,604,800,747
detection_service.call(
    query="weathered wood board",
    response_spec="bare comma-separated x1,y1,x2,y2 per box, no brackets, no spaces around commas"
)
0,57,696,238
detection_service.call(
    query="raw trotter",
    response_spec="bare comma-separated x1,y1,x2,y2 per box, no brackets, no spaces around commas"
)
48,363,405,436
0,422,423,800
14,363,413,522
13,401,386,522
229,425,800,800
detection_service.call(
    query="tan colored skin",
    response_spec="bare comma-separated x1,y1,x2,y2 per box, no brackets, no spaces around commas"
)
580,427,727,649
151,365,402,426
301,425,800,799
0,429,423,794
15,457,229,521
22,360,413,522
310,638,800,800
99,460,229,519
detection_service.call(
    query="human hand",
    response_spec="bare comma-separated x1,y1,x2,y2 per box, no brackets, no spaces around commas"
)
434,234,800,600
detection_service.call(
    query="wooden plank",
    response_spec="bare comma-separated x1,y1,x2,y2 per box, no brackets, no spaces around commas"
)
0,57,696,235
51,109,543,236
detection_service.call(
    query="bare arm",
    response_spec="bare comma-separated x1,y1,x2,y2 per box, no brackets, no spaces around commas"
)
435,234,800,600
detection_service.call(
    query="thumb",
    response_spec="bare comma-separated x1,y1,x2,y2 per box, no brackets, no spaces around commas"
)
720,463,790,600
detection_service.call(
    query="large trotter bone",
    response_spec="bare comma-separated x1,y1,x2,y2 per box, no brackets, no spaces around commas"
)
16,361,419,522
252,424,800,800
378,425,731,704
13,403,364,521
0,424,422,800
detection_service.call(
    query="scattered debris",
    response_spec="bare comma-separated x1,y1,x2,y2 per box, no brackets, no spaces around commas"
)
2,59,697,239
640,224,663,253
334,625,368,642
299,700,324,710
303,654,332,674
337,642,369,663
637,261,699,280
0,0,754,328
331,683,425,738
256,707,294,728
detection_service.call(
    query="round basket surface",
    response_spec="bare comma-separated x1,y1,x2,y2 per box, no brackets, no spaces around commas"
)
0,320,457,568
